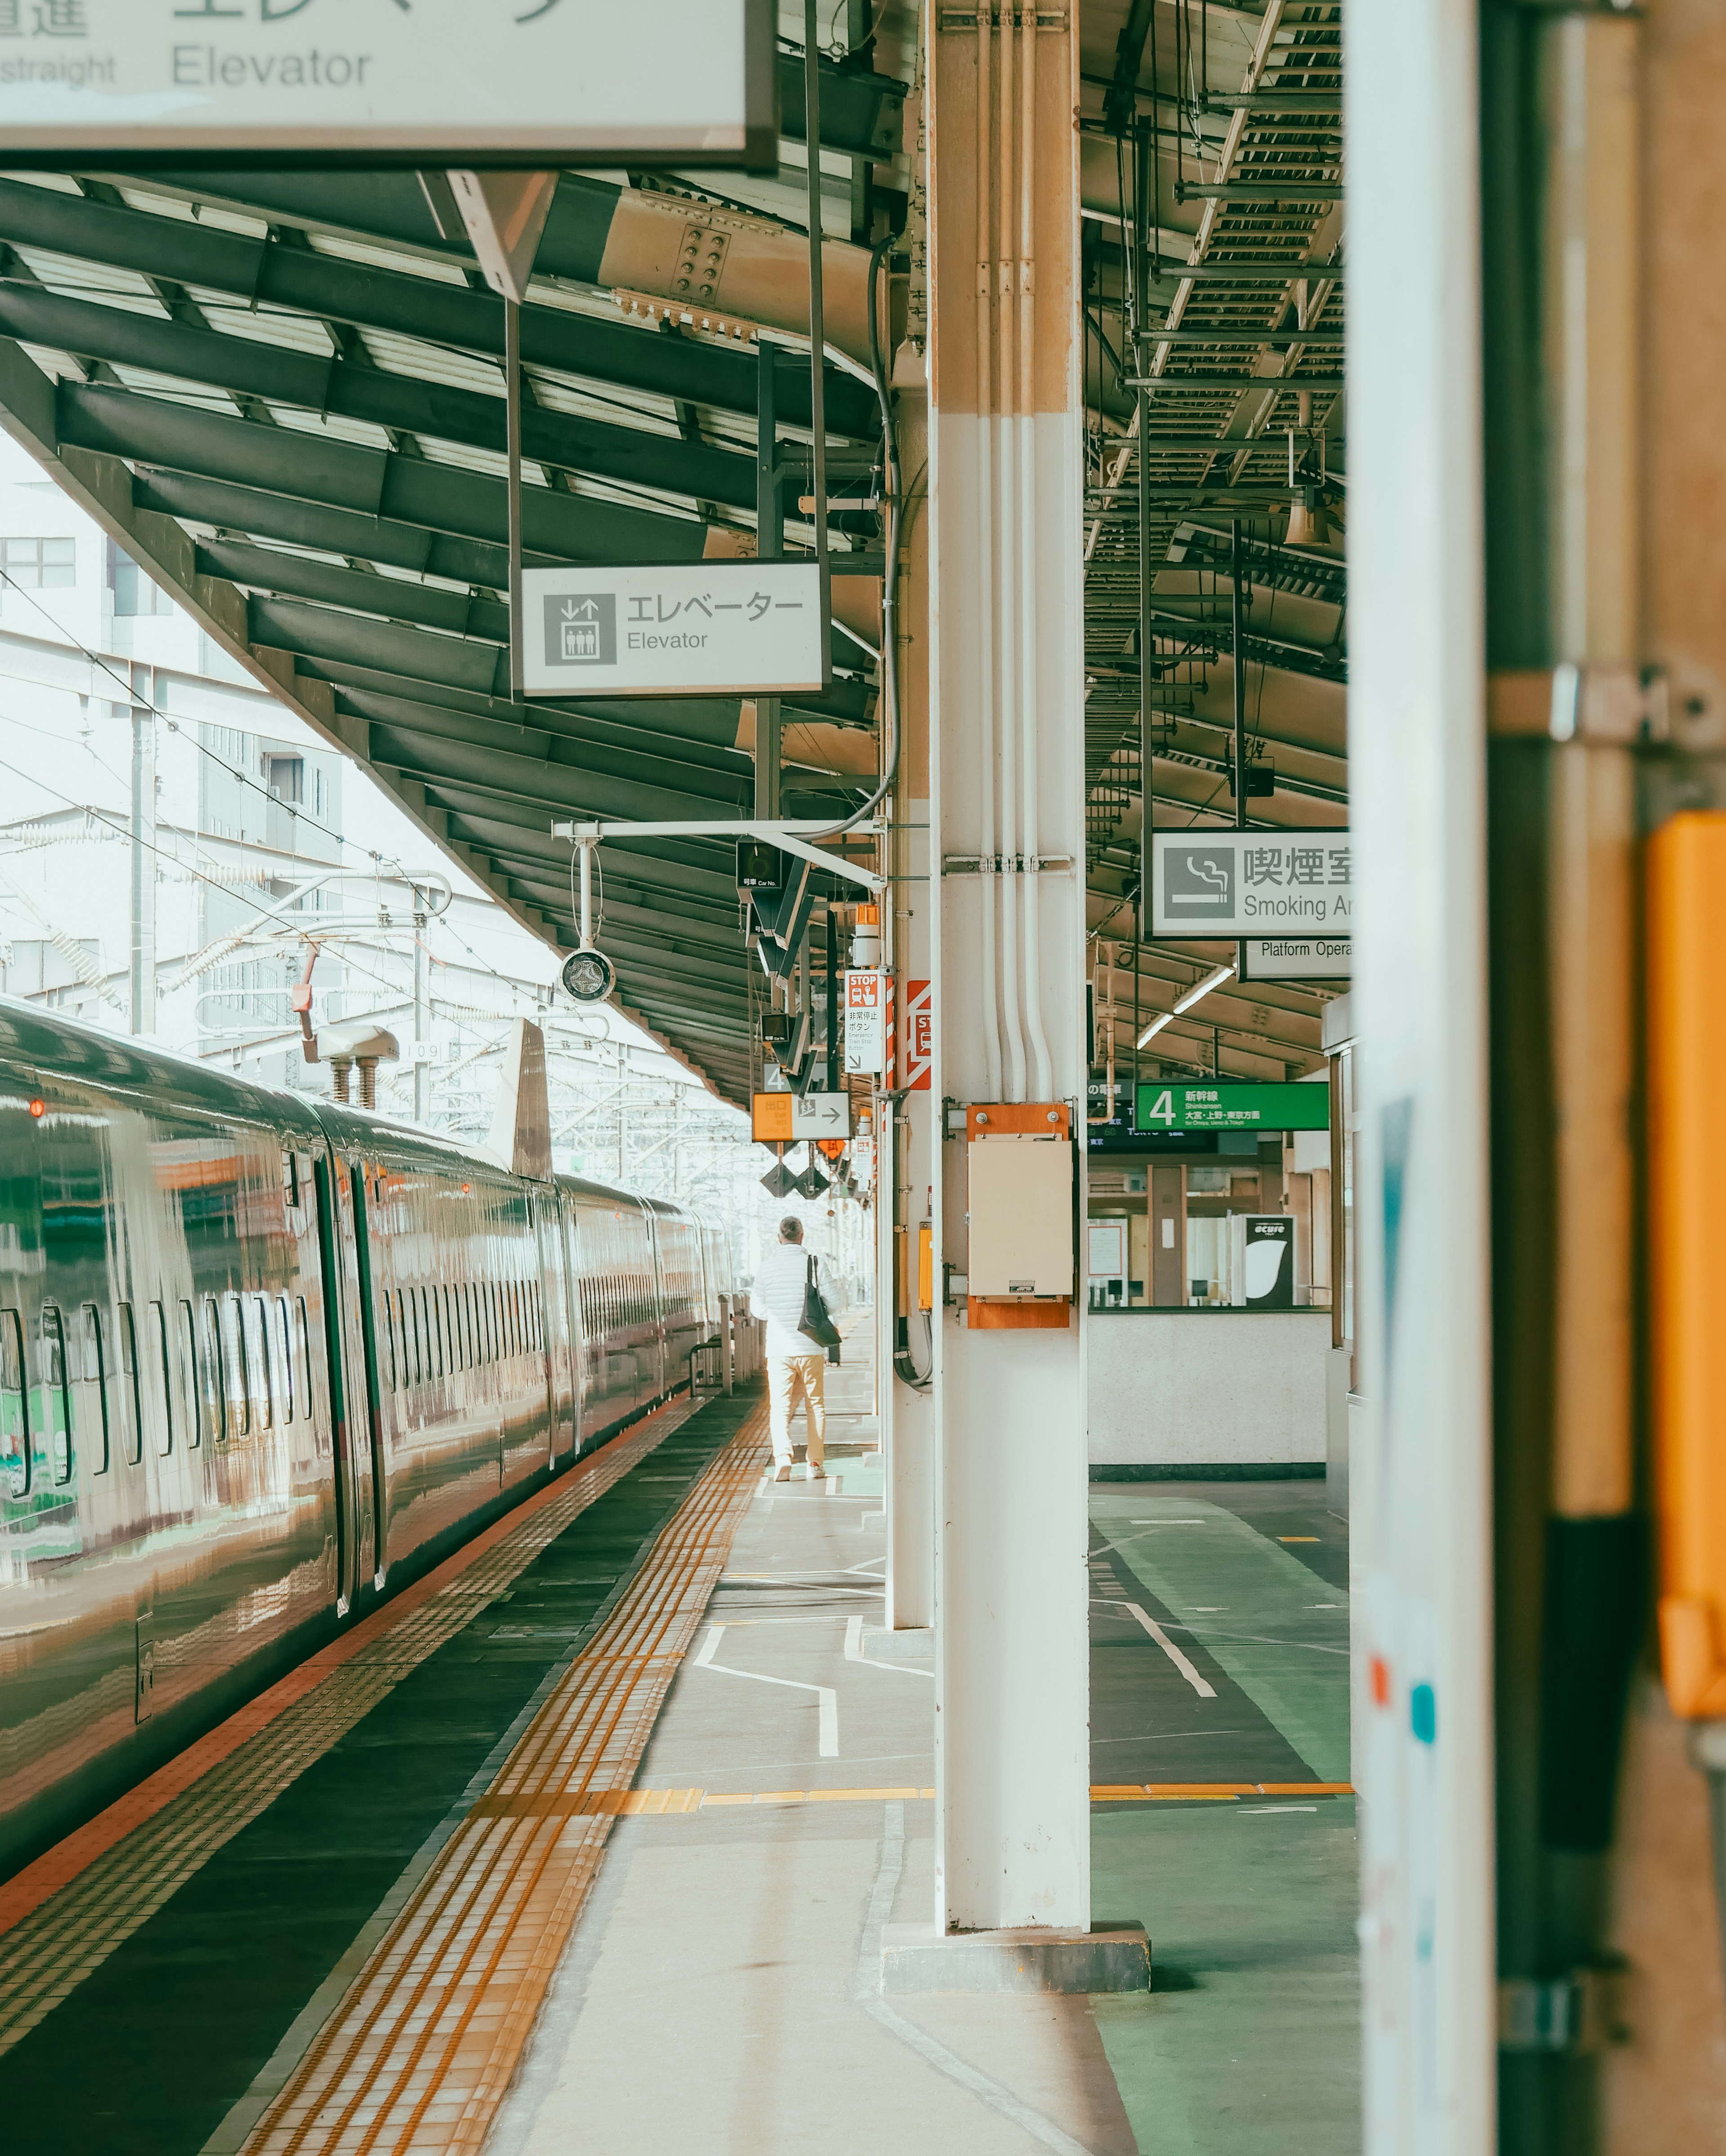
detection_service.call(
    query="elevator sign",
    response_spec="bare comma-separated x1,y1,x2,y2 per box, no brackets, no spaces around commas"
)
0,0,775,166
522,561,828,701
1134,1082,1330,1133
1148,830,1352,939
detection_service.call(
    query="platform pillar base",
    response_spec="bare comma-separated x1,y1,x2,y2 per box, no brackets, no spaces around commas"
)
879,1921,1150,1995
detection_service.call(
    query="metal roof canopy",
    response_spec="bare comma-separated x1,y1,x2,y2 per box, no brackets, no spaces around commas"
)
0,143,894,1107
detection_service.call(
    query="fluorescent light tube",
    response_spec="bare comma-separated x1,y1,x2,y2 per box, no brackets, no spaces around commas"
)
1173,962,1237,1016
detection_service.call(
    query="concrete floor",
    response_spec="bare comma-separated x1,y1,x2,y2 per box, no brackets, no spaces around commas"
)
486,1326,1360,2156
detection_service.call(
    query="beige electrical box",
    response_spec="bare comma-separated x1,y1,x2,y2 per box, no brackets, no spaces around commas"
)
965,1104,1075,1303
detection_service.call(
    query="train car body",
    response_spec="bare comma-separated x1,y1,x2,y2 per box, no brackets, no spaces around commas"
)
0,997,728,1879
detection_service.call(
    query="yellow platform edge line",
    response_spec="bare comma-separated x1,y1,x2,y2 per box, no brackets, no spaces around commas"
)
589,1782,1358,1812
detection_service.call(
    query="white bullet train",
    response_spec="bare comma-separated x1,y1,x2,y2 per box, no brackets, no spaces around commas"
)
0,997,730,1878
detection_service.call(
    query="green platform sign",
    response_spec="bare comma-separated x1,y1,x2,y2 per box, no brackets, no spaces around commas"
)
1134,1082,1330,1133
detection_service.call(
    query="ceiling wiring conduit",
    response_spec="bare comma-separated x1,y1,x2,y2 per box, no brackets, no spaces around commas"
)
1017,0,1052,1104
996,2,1026,1102
976,0,1003,1101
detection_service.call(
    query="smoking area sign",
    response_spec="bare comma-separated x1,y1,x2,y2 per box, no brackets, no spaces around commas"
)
1148,830,1353,940
522,562,827,700
0,0,775,165
844,970,887,1077
1134,1082,1330,1133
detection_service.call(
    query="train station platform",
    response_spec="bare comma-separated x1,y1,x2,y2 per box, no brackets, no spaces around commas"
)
0,1322,1357,2156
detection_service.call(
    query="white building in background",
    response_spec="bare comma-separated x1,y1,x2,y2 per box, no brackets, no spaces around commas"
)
0,436,755,1233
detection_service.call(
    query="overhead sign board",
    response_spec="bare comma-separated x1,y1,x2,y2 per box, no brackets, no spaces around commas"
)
1242,938,1352,980
0,0,776,167
522,561,827,701
1148,830,1353,940
1135,1081,1330,1133
752,1091,851,1145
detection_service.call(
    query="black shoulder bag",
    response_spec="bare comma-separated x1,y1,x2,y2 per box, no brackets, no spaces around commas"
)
797,1255,842,1363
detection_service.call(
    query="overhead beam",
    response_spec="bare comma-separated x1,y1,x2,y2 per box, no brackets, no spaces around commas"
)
0,281,760,514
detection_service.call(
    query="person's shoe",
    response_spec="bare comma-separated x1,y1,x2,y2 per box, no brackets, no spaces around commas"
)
773,1463,792,1482
806,1463,826,1482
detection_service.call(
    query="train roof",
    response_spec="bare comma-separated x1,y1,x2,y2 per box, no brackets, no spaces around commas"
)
0,993,674,1227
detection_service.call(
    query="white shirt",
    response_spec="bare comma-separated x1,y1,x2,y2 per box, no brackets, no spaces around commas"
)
753,1240,841,1359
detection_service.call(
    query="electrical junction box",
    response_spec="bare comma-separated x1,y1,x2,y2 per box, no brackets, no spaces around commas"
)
964,1104,1074,1328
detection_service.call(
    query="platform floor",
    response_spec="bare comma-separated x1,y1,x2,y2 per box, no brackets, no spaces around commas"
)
0,1321,1360,2155
489,1453,1359,2156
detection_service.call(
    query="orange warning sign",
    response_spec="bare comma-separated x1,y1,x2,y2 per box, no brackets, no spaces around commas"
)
751,1093,793,1143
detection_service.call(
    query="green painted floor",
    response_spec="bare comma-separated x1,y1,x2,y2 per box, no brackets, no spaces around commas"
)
1088,1482,1360,2154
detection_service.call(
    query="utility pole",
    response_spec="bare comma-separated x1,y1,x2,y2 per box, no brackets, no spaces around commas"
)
128,669,156,1037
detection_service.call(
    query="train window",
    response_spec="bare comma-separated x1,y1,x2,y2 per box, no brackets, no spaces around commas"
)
433,1289,446,1379
40,1307,72,1485
117,1303,142,1466
392,1291,406,1390
248,1299,272,1430
200,1297,224,1445
296,1298,313,1420
456,1283,470,1369
220,1296,250,1440
79,1305,110,1475
275,1296,294,1423
1,1308,28,1496
149,1301,172,1455
411,1288,426,1386
445,1287,458,1371
379,1291,396,1391
181,1301,202,1447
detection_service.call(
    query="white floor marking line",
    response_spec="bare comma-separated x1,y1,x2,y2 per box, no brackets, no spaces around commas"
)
1125,1602,1217,1698
843,1613,934,1680
1238,1805,1319,1815
1127,1519,1207,1526
852,1803,1099,2156
693,1626,839,1756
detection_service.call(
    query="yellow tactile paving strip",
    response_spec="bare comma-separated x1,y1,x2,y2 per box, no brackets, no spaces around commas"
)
242,1403,770,2156
481,1781,1354,1813
0,1405,687,2060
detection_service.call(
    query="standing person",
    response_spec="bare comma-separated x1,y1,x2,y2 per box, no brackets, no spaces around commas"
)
754,1215,840,1482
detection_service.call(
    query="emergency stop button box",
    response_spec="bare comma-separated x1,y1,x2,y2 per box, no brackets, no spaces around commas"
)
965,1105,1074,1300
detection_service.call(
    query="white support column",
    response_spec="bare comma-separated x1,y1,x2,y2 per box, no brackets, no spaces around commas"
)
1349,2,1495,2149
926,4,1089,1935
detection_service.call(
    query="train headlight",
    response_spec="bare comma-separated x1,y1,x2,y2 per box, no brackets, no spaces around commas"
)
560,946,615,1004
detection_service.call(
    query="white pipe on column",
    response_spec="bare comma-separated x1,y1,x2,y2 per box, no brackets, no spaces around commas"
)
996,0,1026,1101
975,9,1002,1101
1017,0,1052,1102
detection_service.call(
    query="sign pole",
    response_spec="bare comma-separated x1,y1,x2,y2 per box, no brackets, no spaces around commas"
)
1232,515,1247,992
506,296,525,704
756,349,782,818
804,0,829,571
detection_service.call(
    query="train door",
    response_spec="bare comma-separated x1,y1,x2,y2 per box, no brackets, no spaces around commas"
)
344,1161,391,1578
534,1189,574,1464
643,1205,669,1403
559,1198,587,1452
310,1153,363,1612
